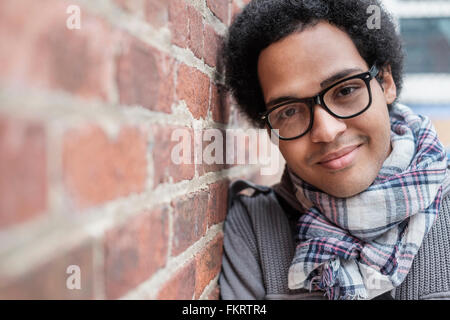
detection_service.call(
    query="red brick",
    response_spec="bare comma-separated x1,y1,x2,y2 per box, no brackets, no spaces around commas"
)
168,1,206,58
211,83,230,124
206,0,230,24
176,64,210,119
187,5,204,59
152,125,195,187
63,126,147,210
0,240,95,299
168,0,189,48
115,0,169,29
194,233,224,299
104,206,169,299
203,24,223,68
145,0,169,28
171,190,209,256
207,180,229,227
0,116,47,229
116,40,158,109
117,39,175,113
197,128,228,176
157,260,196,299
0,0,118,101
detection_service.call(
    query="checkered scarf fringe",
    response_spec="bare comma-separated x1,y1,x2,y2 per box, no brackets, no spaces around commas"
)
287,104,448,300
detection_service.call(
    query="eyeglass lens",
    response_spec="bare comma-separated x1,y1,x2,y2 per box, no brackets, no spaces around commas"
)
268,77,370,139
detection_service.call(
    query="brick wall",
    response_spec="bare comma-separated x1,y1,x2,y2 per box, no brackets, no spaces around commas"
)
0,0,283,299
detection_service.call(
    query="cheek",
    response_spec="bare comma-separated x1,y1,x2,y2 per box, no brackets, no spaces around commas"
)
279,140,308,166
357,106,392,160
354,94,391,135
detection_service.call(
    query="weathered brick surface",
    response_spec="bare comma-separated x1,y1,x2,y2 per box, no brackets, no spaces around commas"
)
0,0,118,102
207,180,229,227
187,5,204,60
204,24,224,68
176,64,210,119
145,0,169,28
152,125,195,187
194,233,224,299
117,39,175,113
197,128,228,176
0,240,95,299
63,126,148,210
168,0,189,48
0,116,47,229
0,0,277,301
157,260,196,299
171,190,209,256
104,206,169,299
206,0,230,24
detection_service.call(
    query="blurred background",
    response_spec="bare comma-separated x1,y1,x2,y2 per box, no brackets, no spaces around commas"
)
384,0,450,157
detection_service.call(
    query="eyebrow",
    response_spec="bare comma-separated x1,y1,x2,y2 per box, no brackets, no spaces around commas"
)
265,67,364,109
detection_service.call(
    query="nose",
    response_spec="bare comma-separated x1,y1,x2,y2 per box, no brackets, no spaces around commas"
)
309,105,347,143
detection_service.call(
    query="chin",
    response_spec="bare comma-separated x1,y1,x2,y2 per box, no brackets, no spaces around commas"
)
327,189,363,198
324,179,373,198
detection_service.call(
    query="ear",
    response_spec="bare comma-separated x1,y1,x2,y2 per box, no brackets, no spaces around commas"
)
379,64,397,104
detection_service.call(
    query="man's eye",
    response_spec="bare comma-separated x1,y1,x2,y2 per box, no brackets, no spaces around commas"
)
280,107,298,118
337,86,358,97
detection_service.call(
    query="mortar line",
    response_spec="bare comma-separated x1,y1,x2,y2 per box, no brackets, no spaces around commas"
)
120,223,224,300
0,87,232,130
198,273,220,300
74,0,220,79
0,166,261,279
0,102,231,132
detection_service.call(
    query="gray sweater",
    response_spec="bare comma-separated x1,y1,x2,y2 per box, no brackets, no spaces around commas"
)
219,169,450,300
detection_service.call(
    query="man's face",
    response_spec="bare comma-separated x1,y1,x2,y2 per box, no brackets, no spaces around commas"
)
258,21,397,198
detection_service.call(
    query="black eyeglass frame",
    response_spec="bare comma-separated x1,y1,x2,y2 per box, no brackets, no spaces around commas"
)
260,64,380,140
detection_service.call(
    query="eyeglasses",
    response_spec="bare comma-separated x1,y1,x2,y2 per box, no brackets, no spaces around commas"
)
260,64,380,140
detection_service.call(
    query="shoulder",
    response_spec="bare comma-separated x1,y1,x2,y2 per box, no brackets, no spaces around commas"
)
225,179,300,248
228,179,273,206
224,180,305,296
226,179,278,220
225,179,300,252
224,180,276,239
227,179,301,219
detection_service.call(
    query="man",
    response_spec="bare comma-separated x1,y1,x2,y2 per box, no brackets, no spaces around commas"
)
219,0,450,300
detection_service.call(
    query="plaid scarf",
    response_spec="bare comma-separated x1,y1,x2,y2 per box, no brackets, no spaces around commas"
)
287,104,448,300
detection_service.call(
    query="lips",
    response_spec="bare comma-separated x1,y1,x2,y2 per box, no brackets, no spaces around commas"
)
317,144,362,170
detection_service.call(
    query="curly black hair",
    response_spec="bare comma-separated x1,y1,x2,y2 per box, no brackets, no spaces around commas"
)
220,0,405,128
